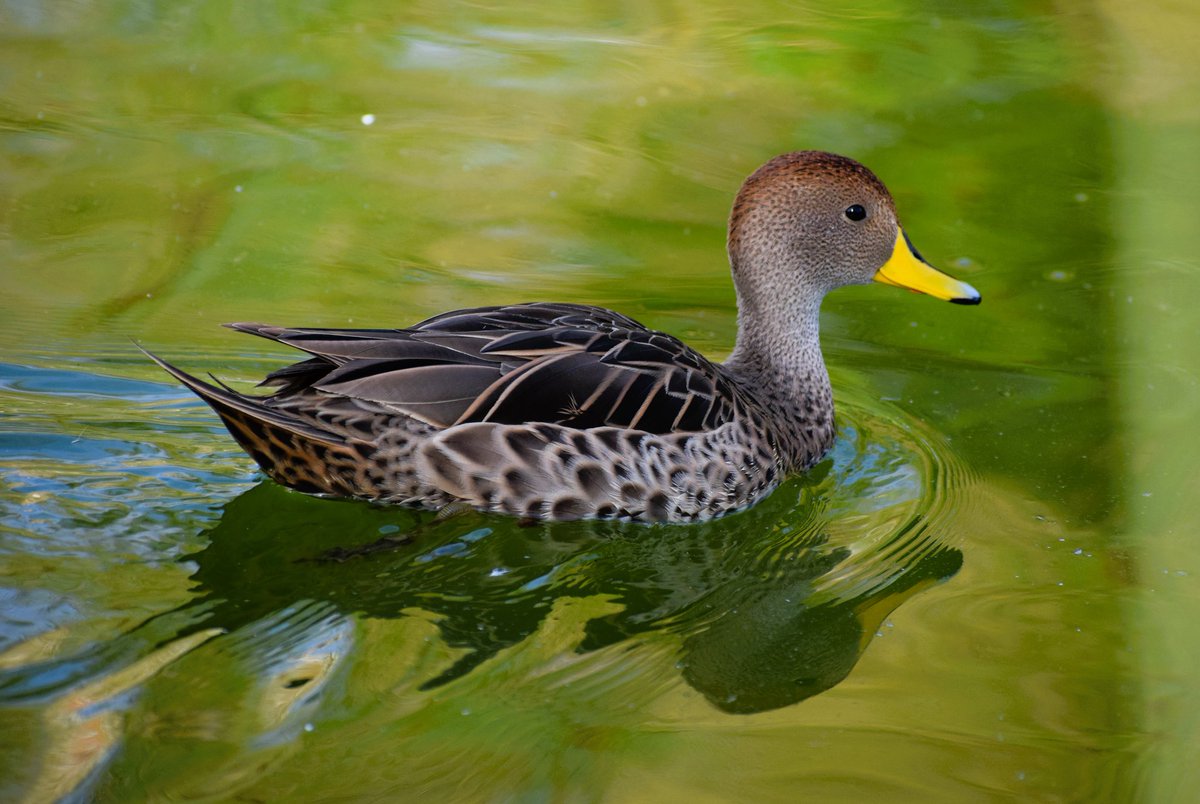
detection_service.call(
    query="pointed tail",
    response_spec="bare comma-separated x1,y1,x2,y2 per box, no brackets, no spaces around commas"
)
139,345,369,497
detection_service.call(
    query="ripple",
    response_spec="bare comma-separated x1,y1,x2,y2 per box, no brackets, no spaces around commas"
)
0,361,177,402
798,392,976,607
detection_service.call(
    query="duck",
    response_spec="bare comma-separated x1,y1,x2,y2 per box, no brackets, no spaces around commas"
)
146,150,980,522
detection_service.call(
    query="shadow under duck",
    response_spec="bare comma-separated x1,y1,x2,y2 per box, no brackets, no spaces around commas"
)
146,151,980,522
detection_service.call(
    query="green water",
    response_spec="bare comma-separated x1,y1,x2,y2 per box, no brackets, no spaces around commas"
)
2,1,1199,801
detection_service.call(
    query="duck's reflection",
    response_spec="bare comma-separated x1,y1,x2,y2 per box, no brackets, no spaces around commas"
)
1,467,960,718
196,472,957,712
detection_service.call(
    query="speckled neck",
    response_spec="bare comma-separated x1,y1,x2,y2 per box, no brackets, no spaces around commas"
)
724,269,835,470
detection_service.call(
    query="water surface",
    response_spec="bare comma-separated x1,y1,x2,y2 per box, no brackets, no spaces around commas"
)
2,1,1199,801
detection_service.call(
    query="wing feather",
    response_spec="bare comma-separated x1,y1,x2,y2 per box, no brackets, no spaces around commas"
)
228,302,748,436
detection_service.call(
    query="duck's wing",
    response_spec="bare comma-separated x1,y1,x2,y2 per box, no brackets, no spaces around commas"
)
231,302,746,435
458,323,746,433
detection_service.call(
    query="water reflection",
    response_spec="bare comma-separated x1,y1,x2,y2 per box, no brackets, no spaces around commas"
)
677,530,960,713
1,404,965,721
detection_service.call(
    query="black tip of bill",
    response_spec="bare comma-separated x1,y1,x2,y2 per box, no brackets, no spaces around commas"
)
949,291,982,306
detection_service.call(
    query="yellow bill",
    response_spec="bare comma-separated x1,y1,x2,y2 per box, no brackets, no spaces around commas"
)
874,229,981,305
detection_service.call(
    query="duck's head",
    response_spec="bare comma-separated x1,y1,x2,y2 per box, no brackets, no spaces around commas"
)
727,151,980,309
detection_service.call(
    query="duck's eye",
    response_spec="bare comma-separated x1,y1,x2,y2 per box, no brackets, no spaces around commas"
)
844,204,867,222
